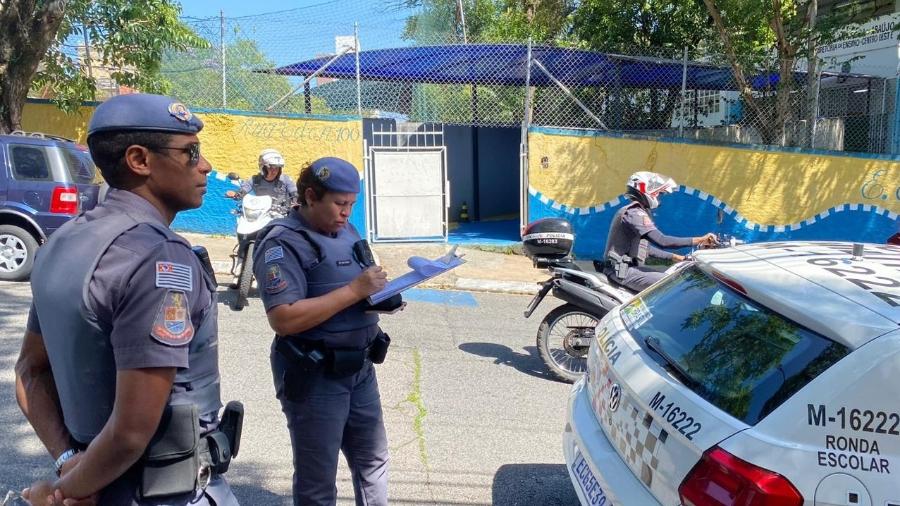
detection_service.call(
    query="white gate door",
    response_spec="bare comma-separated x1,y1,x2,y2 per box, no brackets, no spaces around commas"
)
368,148,447,241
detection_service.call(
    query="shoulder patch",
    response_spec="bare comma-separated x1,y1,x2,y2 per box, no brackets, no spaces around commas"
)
151,290,194,346
265,264,288,294
643,216,653,227
156,261,193,291
265,245,285,263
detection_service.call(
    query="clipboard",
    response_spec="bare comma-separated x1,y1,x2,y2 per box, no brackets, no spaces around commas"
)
367,246,466,305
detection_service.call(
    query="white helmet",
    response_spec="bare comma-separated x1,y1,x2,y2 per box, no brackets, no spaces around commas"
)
626,171,677,209
258,148,285,176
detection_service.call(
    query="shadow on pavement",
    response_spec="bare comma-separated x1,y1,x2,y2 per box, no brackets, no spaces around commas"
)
491,463,578,506
457,343,566,383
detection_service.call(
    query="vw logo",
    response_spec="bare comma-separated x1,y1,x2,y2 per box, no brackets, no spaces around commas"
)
608,384,622,412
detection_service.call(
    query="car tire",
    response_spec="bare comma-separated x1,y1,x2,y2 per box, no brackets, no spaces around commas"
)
0,225,40,282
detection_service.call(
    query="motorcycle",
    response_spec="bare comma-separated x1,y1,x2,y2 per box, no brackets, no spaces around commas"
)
522,218,733,382
225,173,289,310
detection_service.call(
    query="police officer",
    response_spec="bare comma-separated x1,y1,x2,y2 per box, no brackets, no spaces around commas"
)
226,148,297,287
601,171,716,292
252,157,390,506
226,148,298,211
15,94,239,505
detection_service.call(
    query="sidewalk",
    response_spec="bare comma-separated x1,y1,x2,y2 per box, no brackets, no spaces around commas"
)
181,233,545,295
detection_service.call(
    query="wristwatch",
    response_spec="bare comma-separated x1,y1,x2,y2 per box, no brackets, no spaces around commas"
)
54,448,78,476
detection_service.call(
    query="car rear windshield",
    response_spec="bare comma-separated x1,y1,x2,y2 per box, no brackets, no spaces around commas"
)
621,265,849,425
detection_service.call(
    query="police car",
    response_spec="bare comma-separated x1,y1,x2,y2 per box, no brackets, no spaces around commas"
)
563,241,900,506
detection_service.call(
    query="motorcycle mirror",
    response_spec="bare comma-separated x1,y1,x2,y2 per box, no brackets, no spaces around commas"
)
226,172,240,181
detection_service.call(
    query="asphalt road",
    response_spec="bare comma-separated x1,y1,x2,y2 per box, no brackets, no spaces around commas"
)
0,281,580,506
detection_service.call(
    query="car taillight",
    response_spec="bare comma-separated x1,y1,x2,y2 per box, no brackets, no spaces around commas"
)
50,186,79,214
679,447,802,506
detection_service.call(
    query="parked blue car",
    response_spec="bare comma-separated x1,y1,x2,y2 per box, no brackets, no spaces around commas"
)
0,131,101,281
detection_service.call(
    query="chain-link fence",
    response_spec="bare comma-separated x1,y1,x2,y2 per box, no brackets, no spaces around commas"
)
153,4,896,155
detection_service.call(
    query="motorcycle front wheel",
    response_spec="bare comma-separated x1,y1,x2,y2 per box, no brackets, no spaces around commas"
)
537,304,602,383
235,243,255,310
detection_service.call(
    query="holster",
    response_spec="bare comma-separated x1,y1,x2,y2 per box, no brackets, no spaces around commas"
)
369,331,391,364
606,252,633,280
140,404,200,499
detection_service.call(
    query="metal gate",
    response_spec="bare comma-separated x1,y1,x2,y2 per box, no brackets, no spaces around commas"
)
365,123,448,242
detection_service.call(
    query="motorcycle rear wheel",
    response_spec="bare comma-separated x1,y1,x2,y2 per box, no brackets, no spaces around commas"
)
537,304,602,383
235,243,254,310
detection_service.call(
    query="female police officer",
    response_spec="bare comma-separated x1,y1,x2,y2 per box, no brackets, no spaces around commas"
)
252,157,389,506
16,94,238,505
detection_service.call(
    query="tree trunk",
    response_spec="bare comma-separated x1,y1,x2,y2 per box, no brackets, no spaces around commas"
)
0,0,69,134
701,0,775,143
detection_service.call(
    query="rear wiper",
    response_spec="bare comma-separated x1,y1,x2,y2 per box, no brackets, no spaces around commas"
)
643,337,701,390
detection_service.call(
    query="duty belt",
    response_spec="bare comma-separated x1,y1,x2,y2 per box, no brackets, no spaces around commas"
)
276,332,391,374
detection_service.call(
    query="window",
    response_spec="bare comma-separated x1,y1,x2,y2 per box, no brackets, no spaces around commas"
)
622,266,850,425
62,149,97,184
10,145,51,181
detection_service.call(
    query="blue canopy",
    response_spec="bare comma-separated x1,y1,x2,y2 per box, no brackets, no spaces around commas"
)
272,44,786,91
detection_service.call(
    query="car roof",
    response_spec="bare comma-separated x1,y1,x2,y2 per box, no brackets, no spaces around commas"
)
0,133,77,147
694,241,900,349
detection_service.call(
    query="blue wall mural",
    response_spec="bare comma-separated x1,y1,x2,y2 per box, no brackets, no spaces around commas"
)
172,170,368,236
529,187,900,260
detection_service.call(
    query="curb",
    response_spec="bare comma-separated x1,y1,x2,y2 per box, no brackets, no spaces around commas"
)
211,262,540,295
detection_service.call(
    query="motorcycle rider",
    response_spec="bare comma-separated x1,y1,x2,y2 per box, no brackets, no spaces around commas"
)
226,148,298,287
226,148,298,209
601,171,716,292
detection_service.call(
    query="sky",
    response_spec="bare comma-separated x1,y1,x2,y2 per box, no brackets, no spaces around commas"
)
176,0,415,65
178,0,310,18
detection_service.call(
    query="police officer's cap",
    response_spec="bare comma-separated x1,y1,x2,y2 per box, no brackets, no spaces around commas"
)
87,93,204,138
310,157,360,194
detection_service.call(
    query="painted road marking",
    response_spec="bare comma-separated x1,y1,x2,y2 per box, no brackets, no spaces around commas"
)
405,288,478,307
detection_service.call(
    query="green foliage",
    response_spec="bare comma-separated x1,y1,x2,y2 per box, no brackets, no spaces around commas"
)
162,38,328,114
398,0,575,44
572,0,709,53
31,0,207,110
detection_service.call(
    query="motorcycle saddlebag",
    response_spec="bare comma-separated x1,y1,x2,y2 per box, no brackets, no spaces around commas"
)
522,218,574,260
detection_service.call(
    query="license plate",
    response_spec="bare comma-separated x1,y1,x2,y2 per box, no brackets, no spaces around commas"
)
572,450,611,505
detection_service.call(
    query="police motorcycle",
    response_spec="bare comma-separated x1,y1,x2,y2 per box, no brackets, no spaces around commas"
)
522,218,736,382
225,173,290,310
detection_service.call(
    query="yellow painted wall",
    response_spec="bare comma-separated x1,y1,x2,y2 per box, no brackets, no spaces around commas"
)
198,113,363,181
20,101,364,179
528,130,900,226
21,102,94,143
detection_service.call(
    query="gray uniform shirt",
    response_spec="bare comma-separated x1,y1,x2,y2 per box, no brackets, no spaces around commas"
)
239,174,297,211
27,189,211,371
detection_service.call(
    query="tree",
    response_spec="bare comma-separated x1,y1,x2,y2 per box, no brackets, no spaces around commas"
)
0,0,205,134
396,0,574,44
700,0,875,145
571,0,711,130
162,39,328,114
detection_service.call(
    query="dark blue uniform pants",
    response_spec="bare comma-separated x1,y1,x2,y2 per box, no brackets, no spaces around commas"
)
280,361,389,506
606,265,667,293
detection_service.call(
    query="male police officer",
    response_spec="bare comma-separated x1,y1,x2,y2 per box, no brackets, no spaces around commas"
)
602,171,715,292
15,94,239,505
225,148,297,287
226,148,298,211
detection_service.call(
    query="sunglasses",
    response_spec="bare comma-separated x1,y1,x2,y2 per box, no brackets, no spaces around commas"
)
150,142,202,166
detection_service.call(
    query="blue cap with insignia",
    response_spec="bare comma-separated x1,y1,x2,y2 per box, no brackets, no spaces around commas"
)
310,157,360,194
87,93,204,138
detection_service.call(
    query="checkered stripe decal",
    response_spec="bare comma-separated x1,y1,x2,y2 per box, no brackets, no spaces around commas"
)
602,395,668,488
